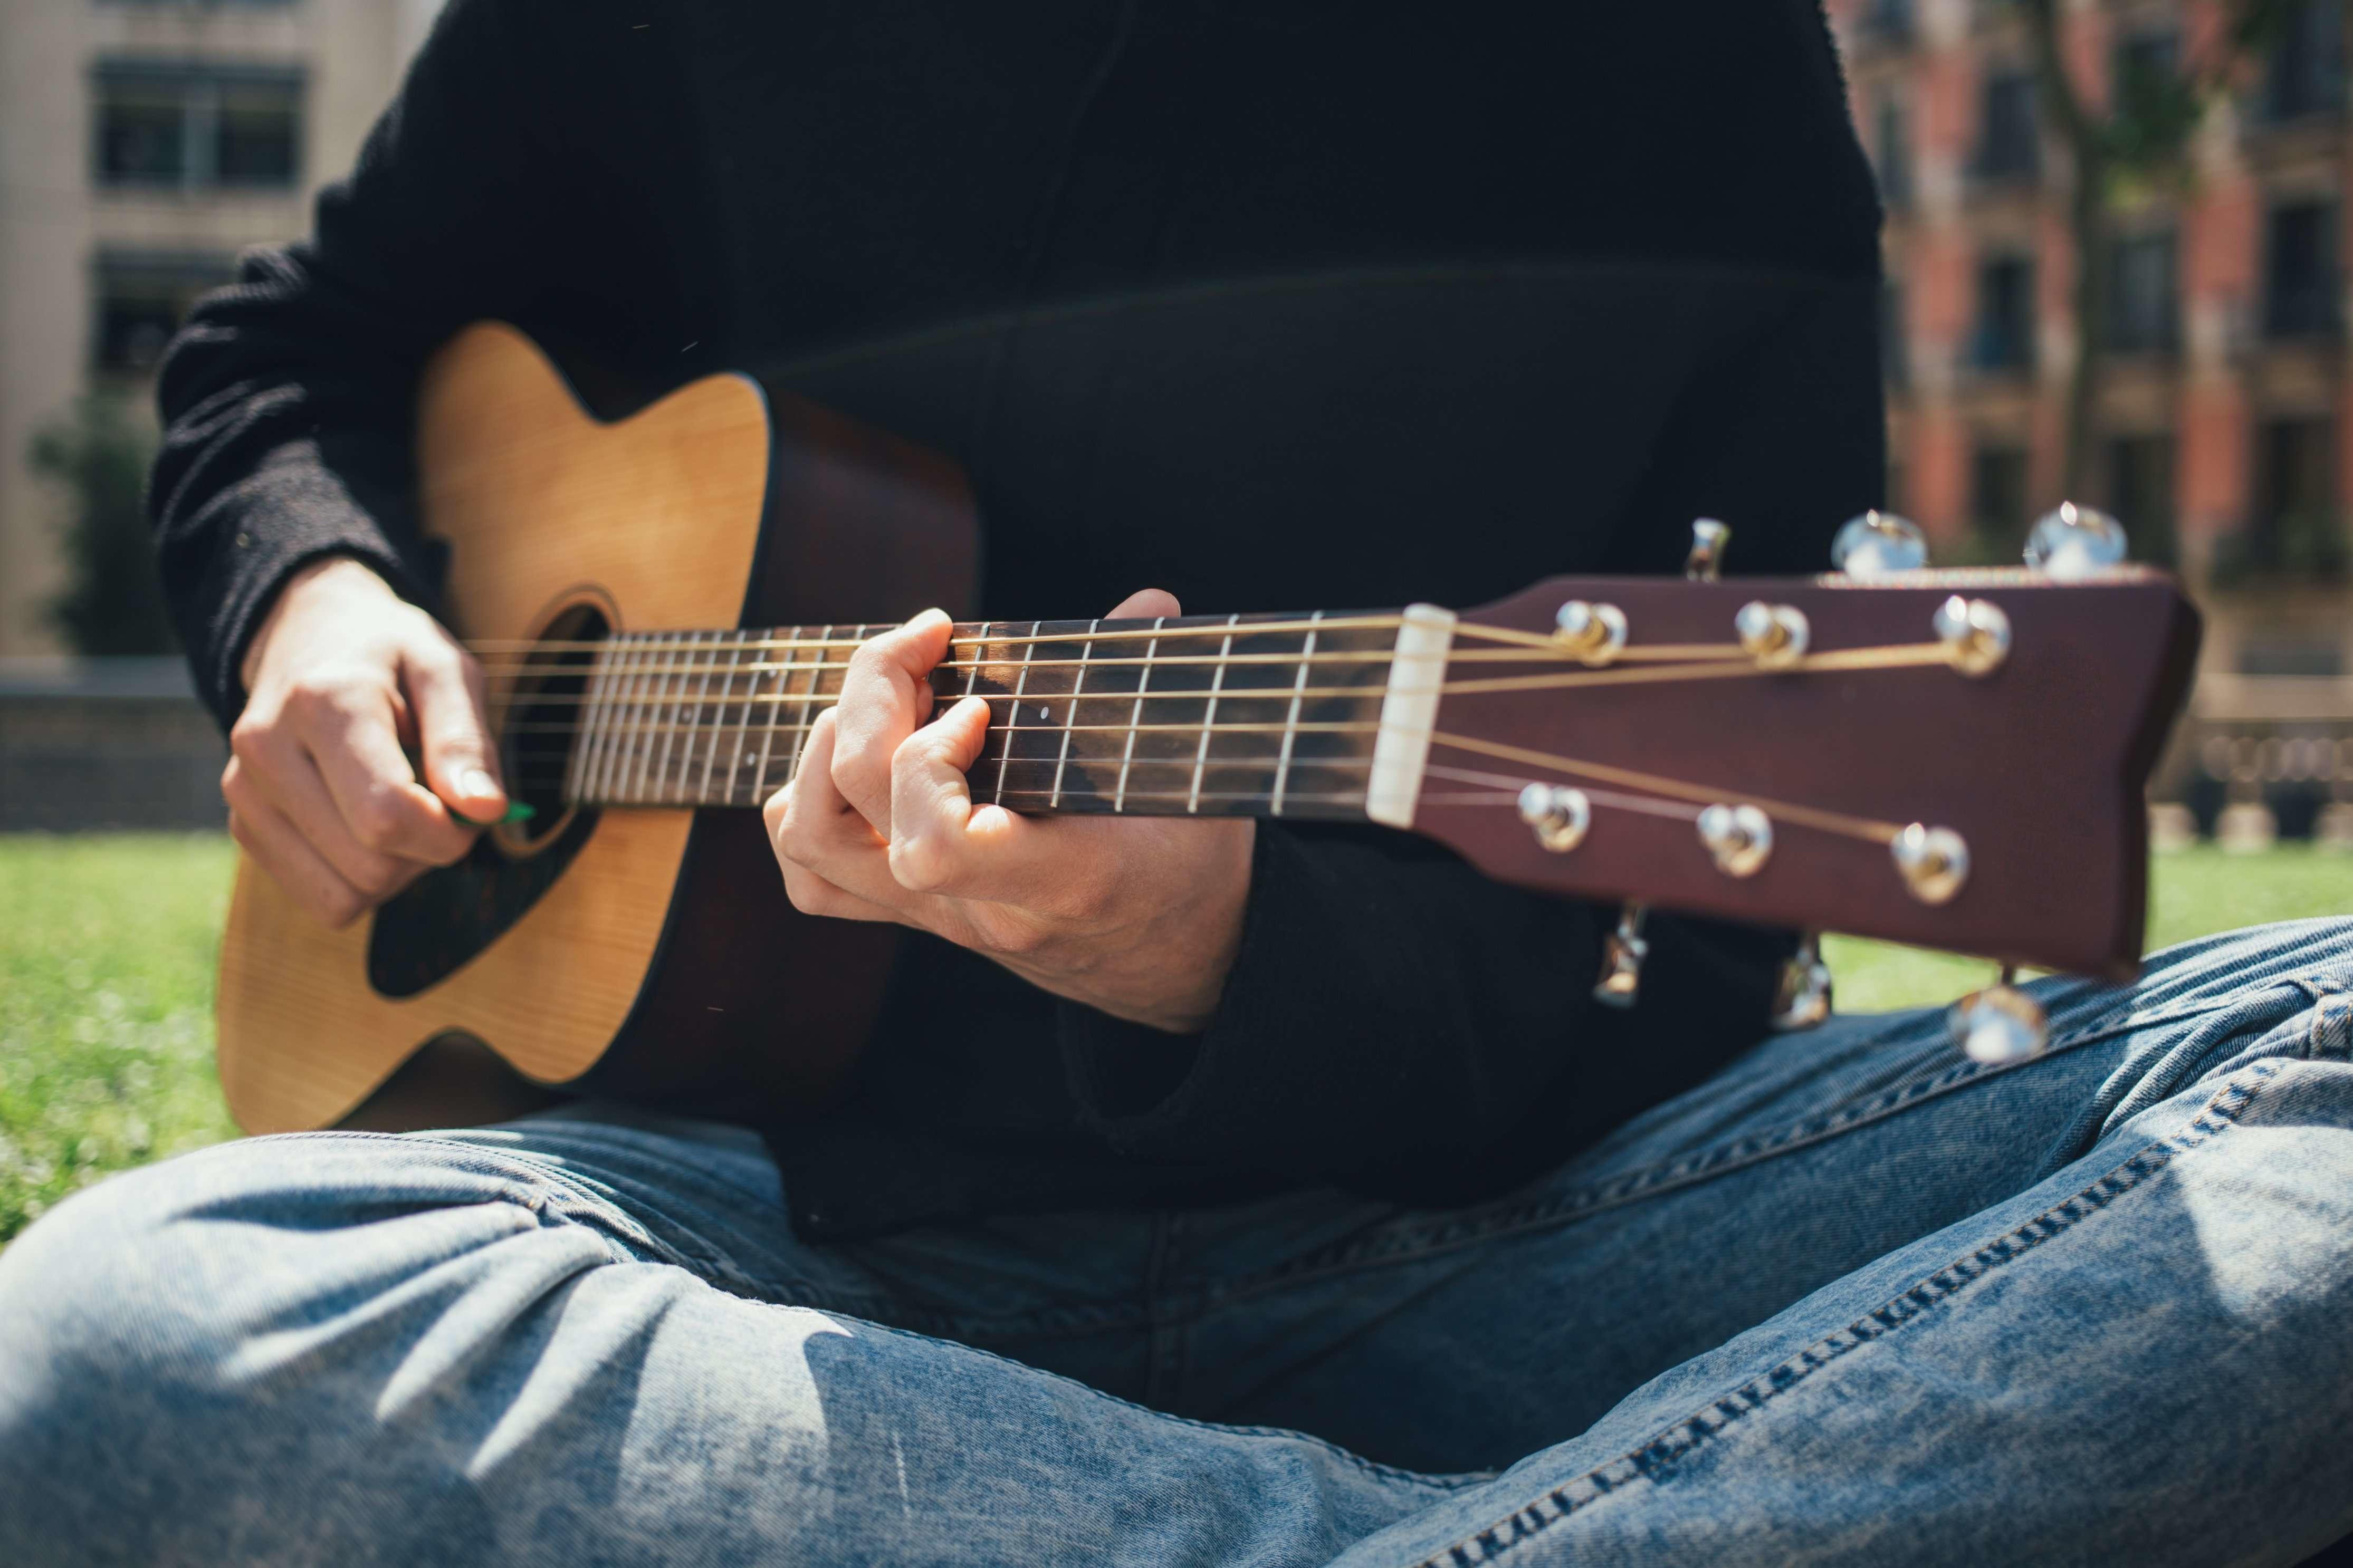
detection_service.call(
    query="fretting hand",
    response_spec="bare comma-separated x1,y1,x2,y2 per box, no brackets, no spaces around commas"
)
763,591,1255,1035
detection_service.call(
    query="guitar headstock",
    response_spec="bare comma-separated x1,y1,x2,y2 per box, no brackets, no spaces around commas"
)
1403,508,2202,981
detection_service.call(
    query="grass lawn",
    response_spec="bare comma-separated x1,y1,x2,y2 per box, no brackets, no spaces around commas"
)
2,833,2348,1250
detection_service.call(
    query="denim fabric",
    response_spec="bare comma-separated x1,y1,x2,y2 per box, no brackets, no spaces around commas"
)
3,919,2350,1565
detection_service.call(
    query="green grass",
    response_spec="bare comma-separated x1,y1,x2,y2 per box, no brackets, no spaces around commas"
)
1824,843,2353,1011
1,835,2348,1251
2,835,239,1247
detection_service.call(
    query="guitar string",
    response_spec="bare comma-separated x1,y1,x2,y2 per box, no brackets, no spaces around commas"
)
465,614,1610,656
473,641,1955,721
466,646,1700,680
494,715,1901,844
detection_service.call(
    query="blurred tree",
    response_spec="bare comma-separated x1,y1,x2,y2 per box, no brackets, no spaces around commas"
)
28,395,175,656
2016,0,2301,495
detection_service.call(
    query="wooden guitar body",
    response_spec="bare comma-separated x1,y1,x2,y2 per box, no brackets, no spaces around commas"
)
216,324,977,1134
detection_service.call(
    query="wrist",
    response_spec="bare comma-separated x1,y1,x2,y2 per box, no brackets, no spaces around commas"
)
240,555,396,689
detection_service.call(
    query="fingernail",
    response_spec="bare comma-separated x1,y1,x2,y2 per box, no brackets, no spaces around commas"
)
460,767,501,801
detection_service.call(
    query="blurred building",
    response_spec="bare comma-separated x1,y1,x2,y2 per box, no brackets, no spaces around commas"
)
0,0,444,659
1830,0,2351,667
1830,0,2353,842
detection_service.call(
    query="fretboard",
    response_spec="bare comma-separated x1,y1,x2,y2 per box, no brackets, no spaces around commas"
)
496,611,1445,821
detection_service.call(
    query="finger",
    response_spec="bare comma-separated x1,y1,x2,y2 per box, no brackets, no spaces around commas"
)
225,744,424,899
830,608,953,834
405,639,507,824
764,722,908,924
298,674,479,865
1104,588,1182,621
887,694,1066,905
227,793,386,930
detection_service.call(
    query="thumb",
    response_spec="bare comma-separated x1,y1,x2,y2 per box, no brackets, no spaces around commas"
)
405,643,507,825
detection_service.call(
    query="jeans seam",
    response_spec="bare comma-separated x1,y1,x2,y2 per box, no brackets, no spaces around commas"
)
1201,978,2333,1311
753,1303,1486,1497
1407,1062,2279,1568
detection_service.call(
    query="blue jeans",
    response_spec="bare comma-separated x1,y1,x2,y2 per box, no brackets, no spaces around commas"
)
4,919,2351,1565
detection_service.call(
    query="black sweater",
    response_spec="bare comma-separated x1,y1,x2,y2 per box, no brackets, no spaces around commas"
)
154,0,1885,1240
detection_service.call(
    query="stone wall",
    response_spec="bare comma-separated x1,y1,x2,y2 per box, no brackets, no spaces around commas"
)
0,658,225,832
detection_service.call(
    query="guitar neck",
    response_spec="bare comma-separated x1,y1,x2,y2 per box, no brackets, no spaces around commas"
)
513,609,1452,824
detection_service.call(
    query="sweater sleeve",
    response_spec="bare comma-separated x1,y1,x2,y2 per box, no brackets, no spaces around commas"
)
1061,272,1886,1187
150,0,666,729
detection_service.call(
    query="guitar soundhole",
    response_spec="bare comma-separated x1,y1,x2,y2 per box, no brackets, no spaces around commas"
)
364,600,610,999
496,601,609,849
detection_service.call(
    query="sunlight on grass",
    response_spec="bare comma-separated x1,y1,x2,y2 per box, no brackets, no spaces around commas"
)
1,835,2347,1249
1824,844,2353,1013
0,835,238,1245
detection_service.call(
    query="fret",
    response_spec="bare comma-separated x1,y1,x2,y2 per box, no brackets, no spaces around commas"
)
674,630,715,804
701,634,741,805
1112,617,1164,812
1270,610,1324,816
723,634,759,806
751,626,796,803
594,633,648,803
784,624,843,786
566,642,613,803
1048,620,1099,808
961,621,990,699
991,621,1042,805
1186,614,1243,813
647,632,694,804
620,632,668,804
580,634,618,802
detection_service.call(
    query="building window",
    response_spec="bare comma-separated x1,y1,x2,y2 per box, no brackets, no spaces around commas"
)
2262,0,2346,123
1969,442,2031,560
2213,417,2346,584
2106,434,2178,568
2106,230,2180,355
92,249,235,374
1859,0,1914,46
1972,254,2036,372
1874,91,1912,211
2264,199,2339,338
93,62,303,191
1972,69,2040,182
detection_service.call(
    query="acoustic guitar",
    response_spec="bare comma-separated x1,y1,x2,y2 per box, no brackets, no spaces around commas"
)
213,322,2201,1136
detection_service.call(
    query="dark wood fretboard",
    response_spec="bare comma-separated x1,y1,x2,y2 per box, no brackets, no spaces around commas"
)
501,612,1415,820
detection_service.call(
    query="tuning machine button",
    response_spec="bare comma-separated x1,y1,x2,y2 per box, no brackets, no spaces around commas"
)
1734,601,1810,669
1698,802,1773,877
1593,903,1649,1007
1771,931,1834,1031
2023,501,2128,580
1554,600,1628,666
1933,595,2011,676
1891,822,1969,904
1830,510,1929,576
1517,783,1592,853
1947,970,2050,1064
1685,518,1731,581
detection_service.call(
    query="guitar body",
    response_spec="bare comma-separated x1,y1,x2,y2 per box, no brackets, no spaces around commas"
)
216,324,977,1134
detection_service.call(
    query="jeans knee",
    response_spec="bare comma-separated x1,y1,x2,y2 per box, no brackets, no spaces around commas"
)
0,1134,591,1562
0,1156,246,1550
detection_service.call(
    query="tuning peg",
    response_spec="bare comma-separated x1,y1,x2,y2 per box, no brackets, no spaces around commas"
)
1685,518,1731,581
1771,931,1833,1031
1593,903,1649,1007
1947,967,2049,1064
1830,509,1929,576
2023,502,2128,579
